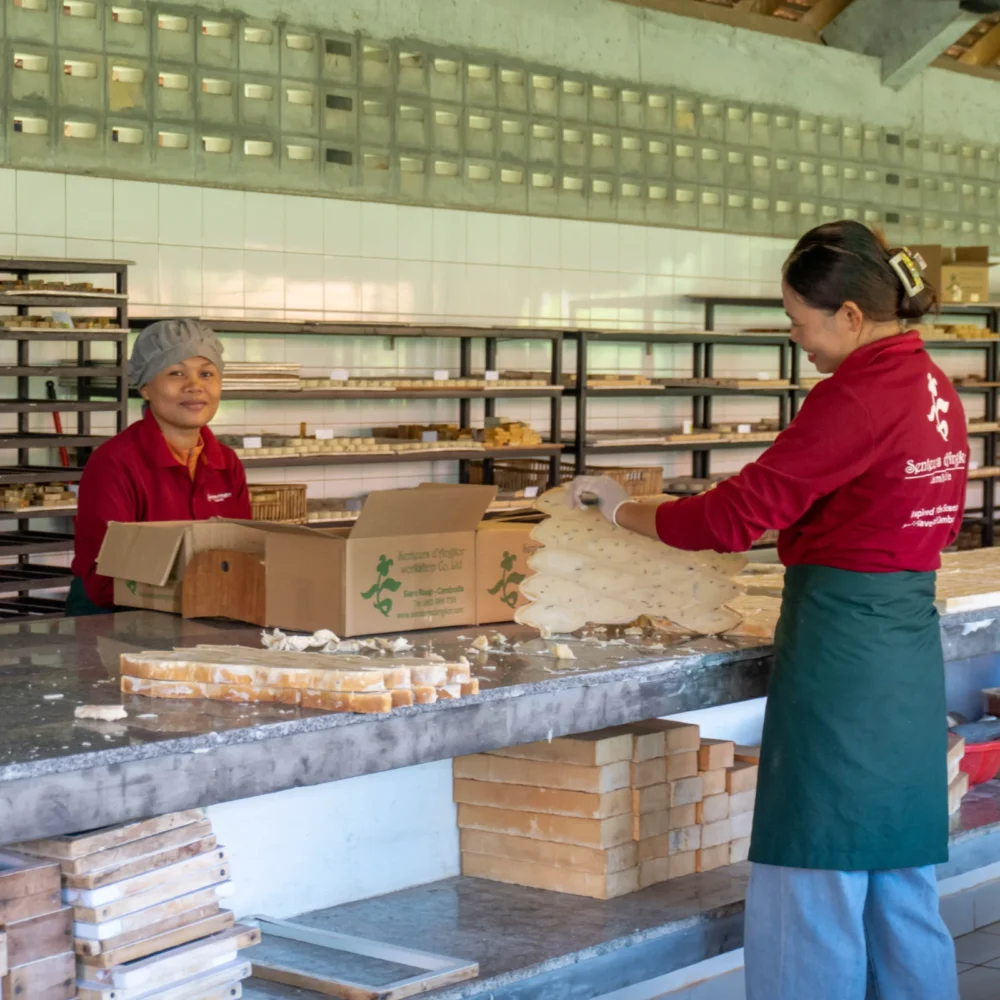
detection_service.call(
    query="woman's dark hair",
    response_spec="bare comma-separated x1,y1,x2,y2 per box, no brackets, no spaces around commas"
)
783,220,937,322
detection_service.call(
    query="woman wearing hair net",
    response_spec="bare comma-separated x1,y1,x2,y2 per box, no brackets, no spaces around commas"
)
67,318,251,616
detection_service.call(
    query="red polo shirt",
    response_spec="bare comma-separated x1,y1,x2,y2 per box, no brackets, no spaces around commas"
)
72,408,252,607
656,332,969,572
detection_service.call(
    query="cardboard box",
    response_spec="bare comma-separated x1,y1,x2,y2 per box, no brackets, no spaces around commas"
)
97,485,496,635
474,517,542,625
911,244,993,304
416,484,542,625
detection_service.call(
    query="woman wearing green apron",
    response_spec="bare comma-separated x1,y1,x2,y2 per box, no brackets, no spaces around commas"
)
569,220,966,999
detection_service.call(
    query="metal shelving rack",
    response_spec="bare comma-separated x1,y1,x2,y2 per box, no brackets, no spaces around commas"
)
688,296,1000,546
126,310,998,549
131,319,564,489
0,257,129,618
565,329,793,480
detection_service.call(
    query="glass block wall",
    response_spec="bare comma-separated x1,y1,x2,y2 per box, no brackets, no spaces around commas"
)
5,0,1000,249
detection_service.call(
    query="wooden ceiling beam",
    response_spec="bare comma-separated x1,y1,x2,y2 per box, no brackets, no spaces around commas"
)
605,0,821,42
608,0,1000,88
933,53,1000,80
800,0,858,32
959,21,1000,66
735,0,784,13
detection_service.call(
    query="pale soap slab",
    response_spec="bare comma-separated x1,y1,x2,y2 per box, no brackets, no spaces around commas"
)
515,488,746,635
119,648,473,713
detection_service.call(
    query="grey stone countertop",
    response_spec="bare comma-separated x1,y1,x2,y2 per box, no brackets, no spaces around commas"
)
0,611,773,841
240,866,749,1000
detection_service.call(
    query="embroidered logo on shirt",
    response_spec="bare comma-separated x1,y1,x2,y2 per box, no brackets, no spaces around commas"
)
927,374,950,442
206,492,232,502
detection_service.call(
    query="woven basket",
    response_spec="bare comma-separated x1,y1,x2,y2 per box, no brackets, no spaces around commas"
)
249,484,308,524
472,460,663,498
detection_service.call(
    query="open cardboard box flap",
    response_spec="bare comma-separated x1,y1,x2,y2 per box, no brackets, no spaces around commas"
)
350,484,496,539
97,518,317,587
96,522,189,587
947,246,992,266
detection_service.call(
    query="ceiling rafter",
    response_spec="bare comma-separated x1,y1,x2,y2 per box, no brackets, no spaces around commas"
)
735,0,784,14
607,0,1000,84
933,54,1000,79
605,0,822,42
799,0,856,31
958,18,1000,63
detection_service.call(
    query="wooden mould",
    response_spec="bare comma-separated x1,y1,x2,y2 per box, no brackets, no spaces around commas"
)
79,925,258,991
74,884,233,944
0,850,61,901
77,956,251,1000
13,810,207,861
0,851,62,924
2,951,75,1000
251,918,479,999
181,550,266,625
4,906,72,968
80,910,235,971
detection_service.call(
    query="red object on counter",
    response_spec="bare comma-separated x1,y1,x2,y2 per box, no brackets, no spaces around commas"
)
959,741,1000,785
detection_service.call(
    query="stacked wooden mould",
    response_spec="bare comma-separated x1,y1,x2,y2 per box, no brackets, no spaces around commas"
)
454,722,759,899
0,850,75,1000
10,810,259,999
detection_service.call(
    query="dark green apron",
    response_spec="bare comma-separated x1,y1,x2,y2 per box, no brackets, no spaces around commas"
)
64,576,113,617
749,564,948,872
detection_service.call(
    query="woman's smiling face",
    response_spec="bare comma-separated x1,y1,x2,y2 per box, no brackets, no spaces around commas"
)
139,355,222,430
783,281,865,375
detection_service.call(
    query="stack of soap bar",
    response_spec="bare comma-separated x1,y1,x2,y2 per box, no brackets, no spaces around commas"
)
695,739,735,872
734,745,761,765
726,760,758,865
455,730,639,899
456,725,760,899
11,810,258,998
629,719,704,885
120,647,479,713
0,850,74,1000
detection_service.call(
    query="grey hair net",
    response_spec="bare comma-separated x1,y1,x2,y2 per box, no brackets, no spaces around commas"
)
128,318,224,388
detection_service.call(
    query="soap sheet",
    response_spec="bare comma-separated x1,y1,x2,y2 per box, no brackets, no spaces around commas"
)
515,488,746,637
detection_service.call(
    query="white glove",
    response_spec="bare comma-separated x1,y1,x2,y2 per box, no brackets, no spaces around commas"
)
565,475,629,524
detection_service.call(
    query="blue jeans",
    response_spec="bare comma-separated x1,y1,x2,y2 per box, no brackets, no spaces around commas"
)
744,863,958,1000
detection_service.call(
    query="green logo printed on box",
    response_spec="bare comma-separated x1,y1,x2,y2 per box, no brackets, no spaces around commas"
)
487,550,526,609
361,554,402,617
126,580,138,595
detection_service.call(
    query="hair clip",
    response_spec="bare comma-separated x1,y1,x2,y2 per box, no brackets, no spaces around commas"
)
888,249,925,298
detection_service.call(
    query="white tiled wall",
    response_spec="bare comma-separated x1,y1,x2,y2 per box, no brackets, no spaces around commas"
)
0,167,798,502
0,166,994,512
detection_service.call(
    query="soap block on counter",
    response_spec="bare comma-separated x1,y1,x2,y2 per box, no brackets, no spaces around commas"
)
462,853,639,900
699,740,735,772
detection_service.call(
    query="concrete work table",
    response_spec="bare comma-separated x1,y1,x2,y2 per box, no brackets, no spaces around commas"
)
3,607,1000,1000
2,602,1000,843
0,610,773,842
